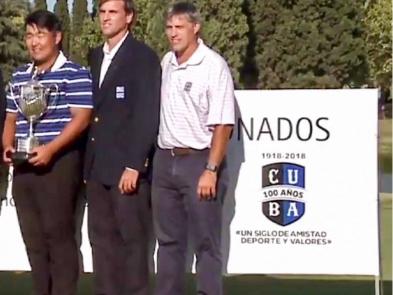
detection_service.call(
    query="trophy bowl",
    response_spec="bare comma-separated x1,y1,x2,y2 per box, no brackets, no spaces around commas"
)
19,83,48,120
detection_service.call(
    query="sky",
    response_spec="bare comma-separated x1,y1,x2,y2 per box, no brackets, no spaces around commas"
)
32,0,93,13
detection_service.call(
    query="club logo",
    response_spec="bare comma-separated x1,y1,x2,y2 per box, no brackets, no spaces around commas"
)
261,163,305,226
184,81,192,92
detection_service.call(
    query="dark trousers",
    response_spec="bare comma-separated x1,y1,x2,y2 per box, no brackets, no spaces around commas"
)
152,149,228,295
87,179,151,295
12,150,82,295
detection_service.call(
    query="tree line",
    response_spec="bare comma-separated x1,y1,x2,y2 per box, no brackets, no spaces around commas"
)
0,0,391,100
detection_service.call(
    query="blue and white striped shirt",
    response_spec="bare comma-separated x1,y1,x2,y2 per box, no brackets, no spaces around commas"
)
6,52,93,144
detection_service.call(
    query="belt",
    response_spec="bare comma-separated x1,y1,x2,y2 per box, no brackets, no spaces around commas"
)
163,147,208,156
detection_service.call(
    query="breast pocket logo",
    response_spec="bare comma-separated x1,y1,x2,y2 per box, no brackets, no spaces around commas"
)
261,163,305,226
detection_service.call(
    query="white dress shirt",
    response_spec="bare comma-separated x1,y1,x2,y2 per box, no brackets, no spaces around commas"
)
99,32,129,87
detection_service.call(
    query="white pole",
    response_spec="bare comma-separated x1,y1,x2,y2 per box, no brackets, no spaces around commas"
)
375,275,381,295
375,88,383,295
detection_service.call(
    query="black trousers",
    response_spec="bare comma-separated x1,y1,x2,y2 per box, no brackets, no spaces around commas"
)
152,149,228,295
12,150,82,295
87,179,151,295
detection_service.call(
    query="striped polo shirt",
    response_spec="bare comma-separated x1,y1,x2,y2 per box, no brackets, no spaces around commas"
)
158,39,235,150
6,51,93,144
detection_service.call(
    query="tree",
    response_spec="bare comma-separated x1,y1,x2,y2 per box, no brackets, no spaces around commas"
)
0,0,30,81
251,0,368,89
365,0,392,98
54,0,71,56
132,0,149,39
74,0,249,87
71,17,103,67
240,0,258,88
72,0,160,64
71,0,88,64
134,0,249,87
92,0,99,17
196,0,249,87
133,0,168,58
72,0,88,35
34,0,47,11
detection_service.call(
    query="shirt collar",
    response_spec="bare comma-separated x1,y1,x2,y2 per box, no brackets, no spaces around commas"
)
26,51,67,74
103,32,129,59
170,38,207,67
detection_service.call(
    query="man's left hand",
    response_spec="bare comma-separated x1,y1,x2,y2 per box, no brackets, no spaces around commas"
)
118,168,139,195
28,145,56,167
197,170,217,200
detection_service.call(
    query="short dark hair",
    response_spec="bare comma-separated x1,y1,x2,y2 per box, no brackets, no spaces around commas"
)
99,0,137,29
25,10,62,32
166,2,201,24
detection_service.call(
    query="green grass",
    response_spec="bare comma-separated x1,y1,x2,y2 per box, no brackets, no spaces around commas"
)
381,194,392,281
380,119,392,155
0,272,391,295
0,195,391,295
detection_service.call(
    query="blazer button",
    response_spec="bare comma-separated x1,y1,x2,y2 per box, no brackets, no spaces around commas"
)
94,117,99,123
91,137,95,142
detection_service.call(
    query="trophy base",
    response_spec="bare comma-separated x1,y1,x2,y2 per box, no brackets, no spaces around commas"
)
13,136,39,165
11,152,34,165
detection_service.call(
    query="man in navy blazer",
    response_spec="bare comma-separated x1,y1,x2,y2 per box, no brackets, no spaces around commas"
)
84,0,161,294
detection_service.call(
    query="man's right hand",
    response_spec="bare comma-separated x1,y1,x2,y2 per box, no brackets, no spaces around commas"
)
3,146,15,165
118,168,139,195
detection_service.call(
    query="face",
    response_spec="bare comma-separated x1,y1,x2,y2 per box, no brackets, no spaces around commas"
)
165,14,200,54
99,0,133,39
25,24,61,65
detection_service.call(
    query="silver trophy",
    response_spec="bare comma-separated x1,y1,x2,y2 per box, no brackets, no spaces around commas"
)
8,69,58,162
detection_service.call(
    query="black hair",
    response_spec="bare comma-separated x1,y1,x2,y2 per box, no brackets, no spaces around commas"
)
25,10,62,32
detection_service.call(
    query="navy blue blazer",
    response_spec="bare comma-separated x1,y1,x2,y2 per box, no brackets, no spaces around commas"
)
84,34,161,185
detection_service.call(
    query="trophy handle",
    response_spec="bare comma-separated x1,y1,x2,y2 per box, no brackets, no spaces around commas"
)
45,84,59,112
7,83,25,116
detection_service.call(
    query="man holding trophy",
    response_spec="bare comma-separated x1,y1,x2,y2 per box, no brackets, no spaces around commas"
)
0,68,7,214
2,10,93,295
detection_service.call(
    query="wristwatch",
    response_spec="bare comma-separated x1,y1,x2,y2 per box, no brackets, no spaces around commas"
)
205,163,218,173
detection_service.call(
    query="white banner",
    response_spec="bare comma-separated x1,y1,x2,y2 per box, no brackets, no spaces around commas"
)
226,89,379,275
0,89,380,276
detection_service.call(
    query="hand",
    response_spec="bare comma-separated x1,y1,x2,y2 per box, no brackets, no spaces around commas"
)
197,170,217,200
118,168,139,195
28,145,56,167
3,146,15,165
